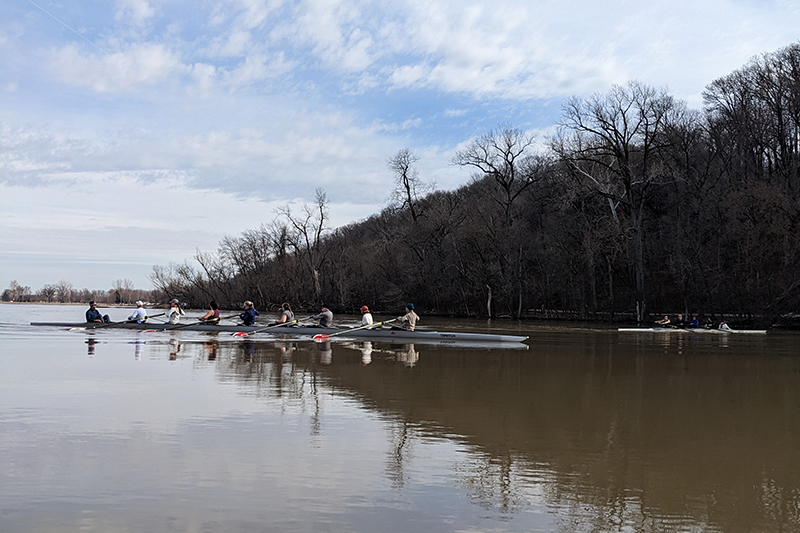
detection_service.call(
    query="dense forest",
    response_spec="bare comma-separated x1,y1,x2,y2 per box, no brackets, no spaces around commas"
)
151,43,800,324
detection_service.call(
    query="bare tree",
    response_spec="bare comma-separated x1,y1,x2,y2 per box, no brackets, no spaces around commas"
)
552,81,683,318
388,148,432,222
277,188,332,302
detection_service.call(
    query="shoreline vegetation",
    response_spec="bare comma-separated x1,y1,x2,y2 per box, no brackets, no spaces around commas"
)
8,43,800,329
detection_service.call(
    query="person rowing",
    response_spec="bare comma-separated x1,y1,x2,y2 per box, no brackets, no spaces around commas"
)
239,300,259,326
397,303,419,331
198,300,220,323
166,298,185,324
268,302,294,326
86,301,110,323
674,313,686,328
654,315,671,327
360,305,373,327
128,300,148,323
310,304,333,327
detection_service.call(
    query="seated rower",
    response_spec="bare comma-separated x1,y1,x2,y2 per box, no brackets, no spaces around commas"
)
689,315,700,328
86,301,110,323
360,305,373,327
674,313,686,328
310,305,333,327
269,302,294,326
397,303,419,331
128,300,148,323
199,300,220,323
239,300,259,326
167,298,185,324
654,315,671,326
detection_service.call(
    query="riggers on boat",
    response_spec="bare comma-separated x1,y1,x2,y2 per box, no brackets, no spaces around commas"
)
30,321,529,343
617,327,767,334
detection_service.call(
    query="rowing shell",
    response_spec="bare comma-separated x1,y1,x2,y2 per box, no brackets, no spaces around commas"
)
618,327,767,334
30,322,529,343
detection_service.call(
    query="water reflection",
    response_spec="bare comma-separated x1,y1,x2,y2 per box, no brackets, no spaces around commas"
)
5,316,800,533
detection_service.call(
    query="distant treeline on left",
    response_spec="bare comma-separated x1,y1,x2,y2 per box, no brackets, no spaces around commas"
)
2,279,165,306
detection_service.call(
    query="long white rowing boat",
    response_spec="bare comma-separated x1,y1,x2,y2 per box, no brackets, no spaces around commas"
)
618,327,767,334
30,321,529,343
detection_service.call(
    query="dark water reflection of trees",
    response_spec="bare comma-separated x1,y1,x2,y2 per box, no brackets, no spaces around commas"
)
158,335,800,532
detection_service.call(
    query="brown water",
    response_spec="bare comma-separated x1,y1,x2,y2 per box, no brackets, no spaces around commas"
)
1,305,799,532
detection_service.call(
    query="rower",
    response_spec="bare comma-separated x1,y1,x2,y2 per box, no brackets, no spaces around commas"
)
166,299,185,324
310,305,333,327
360,305,373,327
239,301,259,326
397,303,419,331
674,313,686,328
269,302,294,326
86,301,110,323
198,301,220,323
128,300,148,323
654,315,671,326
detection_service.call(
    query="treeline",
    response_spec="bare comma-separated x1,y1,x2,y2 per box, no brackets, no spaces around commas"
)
2,279,161,305
151,43,800,323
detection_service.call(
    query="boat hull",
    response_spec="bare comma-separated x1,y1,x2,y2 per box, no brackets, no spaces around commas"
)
30,322,529,343
618,327,767,334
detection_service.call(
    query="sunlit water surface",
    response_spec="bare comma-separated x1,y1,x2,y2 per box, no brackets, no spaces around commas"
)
1,304,799,532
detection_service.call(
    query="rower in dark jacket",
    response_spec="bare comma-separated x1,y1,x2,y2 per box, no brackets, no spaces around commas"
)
240,301,259,326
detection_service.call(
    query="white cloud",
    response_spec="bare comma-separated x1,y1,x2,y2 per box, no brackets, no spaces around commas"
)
114,0,156,26
48,43,186,93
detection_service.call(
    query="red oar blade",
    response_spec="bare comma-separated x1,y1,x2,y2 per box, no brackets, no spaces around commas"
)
232,332,247,337
312,334,328,341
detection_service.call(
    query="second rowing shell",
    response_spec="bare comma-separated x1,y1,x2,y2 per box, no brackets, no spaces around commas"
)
618,327,767,334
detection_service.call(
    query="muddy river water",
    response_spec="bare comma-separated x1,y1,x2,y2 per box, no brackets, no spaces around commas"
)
1,304,798,532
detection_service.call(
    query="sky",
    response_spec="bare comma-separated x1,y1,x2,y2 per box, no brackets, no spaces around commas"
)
1,0,799,292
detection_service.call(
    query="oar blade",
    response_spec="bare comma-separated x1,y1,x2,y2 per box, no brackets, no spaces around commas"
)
313,334,328,341
232,331,247,337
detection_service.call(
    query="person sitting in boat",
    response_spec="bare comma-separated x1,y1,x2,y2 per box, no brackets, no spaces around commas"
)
128,300,148,323
674,314,686,328
239,301,259,326
310,305,333,327
360,305,373,327
397,303,419,331
198,301,220,323
269,302,295,326
86,301,110,323
719,320,732,331
166,299,185,324
689,316,700,328
705,317,714,329
654,315,671,326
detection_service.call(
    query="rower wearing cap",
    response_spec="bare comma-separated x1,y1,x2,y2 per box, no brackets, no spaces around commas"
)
397,303,419,331
198,301,220,322
360,305,373,326
310,305,333,327
86,301,110,323
166,298,185,324
128,300,148,323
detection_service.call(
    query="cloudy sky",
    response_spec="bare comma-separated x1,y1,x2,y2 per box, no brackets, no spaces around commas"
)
1,0,798,292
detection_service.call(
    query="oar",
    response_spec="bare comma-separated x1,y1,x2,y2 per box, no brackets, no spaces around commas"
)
232,319,298,337
82,312,166,330
161,313,241,331
313,318,397,341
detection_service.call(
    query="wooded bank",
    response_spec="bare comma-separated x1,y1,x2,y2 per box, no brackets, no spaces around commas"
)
152,43,800,325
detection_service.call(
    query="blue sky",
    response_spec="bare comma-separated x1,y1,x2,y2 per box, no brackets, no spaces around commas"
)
2,0,799,292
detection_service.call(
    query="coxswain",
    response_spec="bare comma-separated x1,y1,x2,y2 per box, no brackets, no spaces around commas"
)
310,305,333,327
86,301,110,323
239,300,259,326
397,303,419,331
166,298,185,324
199,300,220,322
360,305,373,327
128,300,148,323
